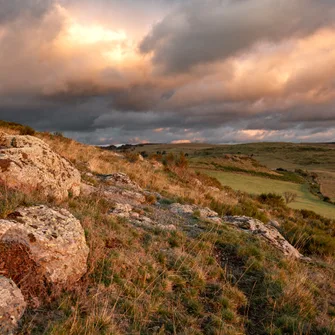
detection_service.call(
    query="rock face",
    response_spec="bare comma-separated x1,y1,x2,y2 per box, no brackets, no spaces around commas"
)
0,132,81,201
170,203,222,223
0,276,26,335
0,206,89,298
224,216,303,259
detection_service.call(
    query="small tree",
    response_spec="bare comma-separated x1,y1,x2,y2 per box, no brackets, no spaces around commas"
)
283,192,298,204
175,152,188,169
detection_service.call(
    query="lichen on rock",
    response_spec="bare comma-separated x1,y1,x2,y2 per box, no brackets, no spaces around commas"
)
0,206,89,299
0,132,81,201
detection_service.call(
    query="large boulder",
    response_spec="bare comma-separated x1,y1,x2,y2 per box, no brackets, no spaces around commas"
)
0,206,89,299
0,276,26,335
0,132,80,201
224,216,303,259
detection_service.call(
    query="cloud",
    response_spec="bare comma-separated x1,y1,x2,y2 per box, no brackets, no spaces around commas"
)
140,0,335,73
171,139,191,144
0,0,54,24
0,0,335,144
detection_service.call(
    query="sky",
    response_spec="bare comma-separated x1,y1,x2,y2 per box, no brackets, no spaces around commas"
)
0,0,335,144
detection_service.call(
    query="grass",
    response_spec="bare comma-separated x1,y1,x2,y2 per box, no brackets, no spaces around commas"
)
2,120,335,334
205,171,335,219
131,142,335,202
316,170,335,201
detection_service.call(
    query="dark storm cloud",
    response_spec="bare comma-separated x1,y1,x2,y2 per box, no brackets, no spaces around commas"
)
0,0,54,24
140,0,335,72
0,0,334,144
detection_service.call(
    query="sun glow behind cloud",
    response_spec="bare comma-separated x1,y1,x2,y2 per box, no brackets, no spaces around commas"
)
67,23,127,45
52,5,142,68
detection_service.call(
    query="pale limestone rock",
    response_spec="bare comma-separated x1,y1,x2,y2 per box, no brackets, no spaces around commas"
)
150,160,163,169
0,133,80,201
170,203,222,223
100,172,140,190
224,216,303,259
80,182,98,196
157,224,177,231
193,179,203,187
207,186,221,193
103,187,146,204
0,206,89,295
0,276,26,335
110,203,133,218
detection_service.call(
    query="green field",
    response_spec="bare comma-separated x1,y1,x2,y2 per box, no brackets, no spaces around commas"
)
206,171,335,219
128,142,335,215
132,142,335,201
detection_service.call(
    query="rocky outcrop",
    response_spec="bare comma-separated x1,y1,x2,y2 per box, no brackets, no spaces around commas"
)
224,216,303,259
0,276,26,335
168,203,304,259
170,203,222,223
0,206,89,298
110,203,176,231
100,172,140,190
0,132,80,201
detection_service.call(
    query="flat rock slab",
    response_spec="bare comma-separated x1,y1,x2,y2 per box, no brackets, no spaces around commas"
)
224,216,303,259
170,203,222,223
0,276,26,335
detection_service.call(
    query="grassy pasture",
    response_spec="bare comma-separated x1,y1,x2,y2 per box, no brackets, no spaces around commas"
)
133,142,335,201
205,171,335,219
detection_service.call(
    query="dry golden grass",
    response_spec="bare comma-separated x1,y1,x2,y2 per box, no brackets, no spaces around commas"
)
0,126,19,135
1,125,335,334
37,133,238,209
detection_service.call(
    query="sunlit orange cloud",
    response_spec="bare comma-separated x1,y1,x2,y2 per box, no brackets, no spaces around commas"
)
162,28,335,111
1,4,156,98
55,8,146,62
36,4,198,101
171,140,191,144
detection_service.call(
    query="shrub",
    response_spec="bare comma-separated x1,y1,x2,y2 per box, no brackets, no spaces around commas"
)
195,171,223,190
258,193,285,208
283,191,298,204
125,152,141,163
20,126,36,136
145,194,157,205
0,120,36,136
175,152,189,169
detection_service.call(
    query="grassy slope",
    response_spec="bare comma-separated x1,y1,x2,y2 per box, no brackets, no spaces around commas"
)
2,121,335,334
206,171,335,219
